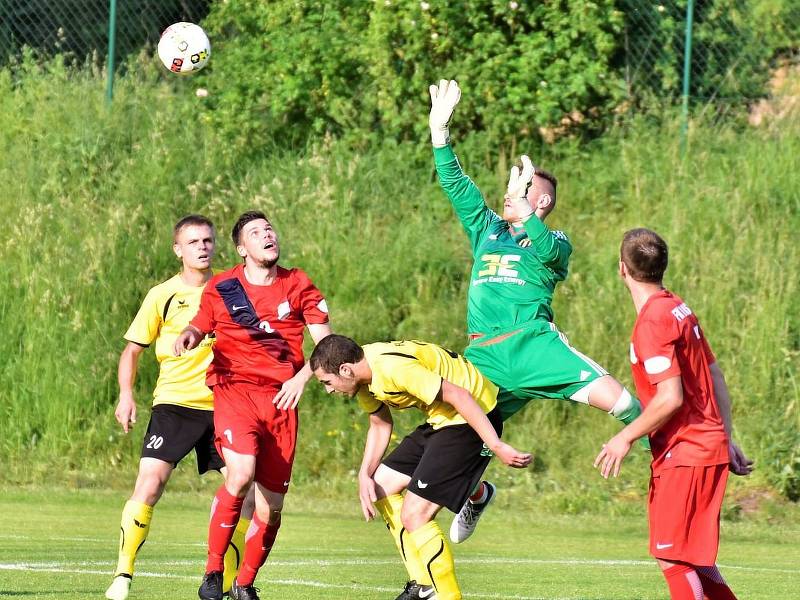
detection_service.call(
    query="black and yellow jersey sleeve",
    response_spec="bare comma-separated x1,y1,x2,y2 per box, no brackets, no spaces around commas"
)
124,273,215,410
361,340,498,429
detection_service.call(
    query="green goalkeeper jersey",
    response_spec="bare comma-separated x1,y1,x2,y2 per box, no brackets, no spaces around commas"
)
434,144,572,334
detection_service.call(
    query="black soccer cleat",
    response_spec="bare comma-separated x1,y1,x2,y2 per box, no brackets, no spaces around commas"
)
198,570,223,600
229,578,261,600
395,580,436,600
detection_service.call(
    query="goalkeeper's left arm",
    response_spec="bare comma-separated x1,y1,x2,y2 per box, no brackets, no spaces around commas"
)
507,155,572,269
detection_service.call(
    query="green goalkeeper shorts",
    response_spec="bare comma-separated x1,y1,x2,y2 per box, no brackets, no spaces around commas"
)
464,320,609,422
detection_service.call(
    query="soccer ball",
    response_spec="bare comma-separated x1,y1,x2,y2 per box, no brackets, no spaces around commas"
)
157,22,211,75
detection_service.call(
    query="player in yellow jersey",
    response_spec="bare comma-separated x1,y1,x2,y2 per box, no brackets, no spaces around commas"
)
310,335,531,600
105,216,254,600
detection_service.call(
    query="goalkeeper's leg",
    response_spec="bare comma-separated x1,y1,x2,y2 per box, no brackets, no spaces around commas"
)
572,376,649,449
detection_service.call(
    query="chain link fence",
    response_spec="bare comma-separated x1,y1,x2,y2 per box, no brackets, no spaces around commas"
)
0,0,211,66
0,0,798,126
620,0,800,121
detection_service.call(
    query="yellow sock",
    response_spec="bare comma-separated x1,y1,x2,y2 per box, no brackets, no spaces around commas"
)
409,521,461,600
374,494,431,586
223,517,251,593
115,500,153,576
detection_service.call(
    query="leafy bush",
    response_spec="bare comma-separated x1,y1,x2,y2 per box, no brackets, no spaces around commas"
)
198,0,800,152
199,0,624,152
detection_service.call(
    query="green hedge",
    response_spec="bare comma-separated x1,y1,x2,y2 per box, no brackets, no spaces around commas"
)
197,0,800,153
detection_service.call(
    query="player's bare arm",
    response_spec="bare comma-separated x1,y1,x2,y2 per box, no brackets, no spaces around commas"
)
172,324,205,356
709,362,754,476
440,380,532,468
115,342,147,434
358,405,394,521
273,322,333,410
595,376,683,478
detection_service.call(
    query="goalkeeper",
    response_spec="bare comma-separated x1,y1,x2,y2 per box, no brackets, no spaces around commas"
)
428,80,646,543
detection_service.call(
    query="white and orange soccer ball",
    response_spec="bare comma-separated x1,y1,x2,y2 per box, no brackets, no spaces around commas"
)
157,22,210,75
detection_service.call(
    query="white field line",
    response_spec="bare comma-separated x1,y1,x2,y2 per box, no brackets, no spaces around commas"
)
2,534,798,574
1,557,798,574
0,533,366,552
0,562,568,600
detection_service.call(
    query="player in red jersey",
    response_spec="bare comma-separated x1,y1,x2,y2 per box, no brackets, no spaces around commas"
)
174,211,332,600
594,228,752,600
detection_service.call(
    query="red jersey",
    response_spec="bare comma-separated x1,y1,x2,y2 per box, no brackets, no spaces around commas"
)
191,264,329,389
630,289,728,473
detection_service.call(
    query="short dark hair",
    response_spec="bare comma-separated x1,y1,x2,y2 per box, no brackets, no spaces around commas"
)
231,210,269,246
620,228,669,283
173,214,215,242
310,334,364,374
534,168,558,195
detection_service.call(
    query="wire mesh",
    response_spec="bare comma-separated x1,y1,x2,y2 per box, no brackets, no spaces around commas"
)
0,0,211,66
0,1,798,122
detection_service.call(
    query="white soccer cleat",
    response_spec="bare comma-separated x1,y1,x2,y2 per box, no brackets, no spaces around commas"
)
449,481,496,544
105,575,132,600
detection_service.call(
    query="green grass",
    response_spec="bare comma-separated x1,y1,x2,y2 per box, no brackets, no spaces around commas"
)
0,56,798,507
1,487,798,600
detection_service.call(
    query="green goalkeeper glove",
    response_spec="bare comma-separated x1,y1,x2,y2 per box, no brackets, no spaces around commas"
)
428,79,461,147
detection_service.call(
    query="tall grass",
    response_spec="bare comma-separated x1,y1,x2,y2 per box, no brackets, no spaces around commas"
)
1,56,797,511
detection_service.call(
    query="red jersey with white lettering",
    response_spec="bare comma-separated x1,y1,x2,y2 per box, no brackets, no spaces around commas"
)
191,264,329,389
630,289,728,473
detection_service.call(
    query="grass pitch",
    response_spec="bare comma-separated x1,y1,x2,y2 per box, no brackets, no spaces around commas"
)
2,487,798,599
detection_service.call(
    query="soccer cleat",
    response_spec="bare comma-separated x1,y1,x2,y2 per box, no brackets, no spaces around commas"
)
229,578,261,600
105,574,132,600
395,580,437,600
198,570,223,600
449,481,496,543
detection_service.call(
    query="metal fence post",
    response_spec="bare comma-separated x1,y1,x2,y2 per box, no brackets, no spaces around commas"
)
106,0,117,102
680,0,695,158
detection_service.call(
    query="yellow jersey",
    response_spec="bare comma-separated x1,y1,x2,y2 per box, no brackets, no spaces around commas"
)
356,340,498,429
124,273,215,410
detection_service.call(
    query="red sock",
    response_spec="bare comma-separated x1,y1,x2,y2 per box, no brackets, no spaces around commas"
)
663,565,704,600
236,514,281,587
697,565,737,600
469,482,487,503
206,486,244,573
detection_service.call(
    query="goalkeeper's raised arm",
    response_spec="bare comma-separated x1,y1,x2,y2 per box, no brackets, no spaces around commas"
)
429,79,502,251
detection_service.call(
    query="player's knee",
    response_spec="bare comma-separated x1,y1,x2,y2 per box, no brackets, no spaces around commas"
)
132,471,169,504
400,500,435,532
224,472,254,497
400,511,426,532
255,505,282,526
609,387,637,418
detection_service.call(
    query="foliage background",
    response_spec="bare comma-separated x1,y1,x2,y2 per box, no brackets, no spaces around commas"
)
0,0,798,514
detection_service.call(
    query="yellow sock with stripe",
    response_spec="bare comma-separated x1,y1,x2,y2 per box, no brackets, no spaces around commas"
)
409,521,461,600
114,500,153,576
222,517,250,593
374,494,431,586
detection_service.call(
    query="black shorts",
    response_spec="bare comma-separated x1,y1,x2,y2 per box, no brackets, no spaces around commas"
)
140,404,224,474
382,406,503,512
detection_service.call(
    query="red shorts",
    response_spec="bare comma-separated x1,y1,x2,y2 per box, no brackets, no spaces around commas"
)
212,381,298,494
648,463,729,565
